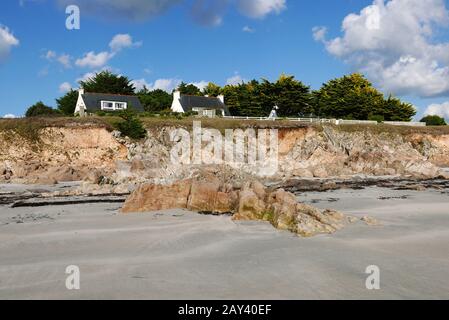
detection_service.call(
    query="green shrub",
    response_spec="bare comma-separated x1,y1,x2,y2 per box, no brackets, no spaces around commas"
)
368,114,385,123
115,108,146,139
95,111,107,117
420,115,446,126
25,101,60,117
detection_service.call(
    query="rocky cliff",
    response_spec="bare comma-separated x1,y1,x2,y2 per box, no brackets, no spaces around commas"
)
1,122,449,186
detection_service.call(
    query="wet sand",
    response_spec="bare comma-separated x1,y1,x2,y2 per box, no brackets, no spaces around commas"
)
0,185,448,299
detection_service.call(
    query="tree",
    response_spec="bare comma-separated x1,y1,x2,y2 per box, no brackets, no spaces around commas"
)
115,107,147,139
222,80,263,116
382,96,416,122
313,73,385,120
177,82,203,96
420,115,447,126
203,82,221,97
79,71,135,95
25,101,59,117
262,75,314,117
313,73,416,121
56,89,78,115
221,75,313,117
137,87,172,112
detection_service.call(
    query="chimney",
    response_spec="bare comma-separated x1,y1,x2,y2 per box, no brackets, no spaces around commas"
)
78,88,85,95
217,94,225,104
173,90,181,101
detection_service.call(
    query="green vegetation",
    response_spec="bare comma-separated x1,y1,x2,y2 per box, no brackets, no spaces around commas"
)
178,82,203,96
23,71,418,123
79,71,135,95
203,82,221,97
222,75,313,117
137,88,172,112
25,101,60,117
420,115,447,126
56,89,78,115
172,73,415,122
114,108,147,139
313,74,416,121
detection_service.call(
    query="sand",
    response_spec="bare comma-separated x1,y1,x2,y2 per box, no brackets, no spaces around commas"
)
0,184,448,299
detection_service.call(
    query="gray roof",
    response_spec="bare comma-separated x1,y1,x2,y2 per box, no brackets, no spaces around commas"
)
179,95,230,114
82,93,144,112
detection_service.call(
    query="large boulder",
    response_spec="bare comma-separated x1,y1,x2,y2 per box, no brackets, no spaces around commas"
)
122,176,376,237
187,177,238,214
121,179,192,213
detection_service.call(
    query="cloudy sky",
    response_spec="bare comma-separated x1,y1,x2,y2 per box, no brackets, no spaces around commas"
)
1,0,449,119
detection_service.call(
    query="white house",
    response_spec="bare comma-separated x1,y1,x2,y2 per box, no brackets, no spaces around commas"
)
74,89,144,116
171,91,230,117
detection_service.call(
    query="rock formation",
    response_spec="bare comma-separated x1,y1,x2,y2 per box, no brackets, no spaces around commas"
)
1,123,449,185
122,175,374,237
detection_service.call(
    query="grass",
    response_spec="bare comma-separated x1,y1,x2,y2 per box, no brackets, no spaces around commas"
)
334,123,449,135
0,117,113,143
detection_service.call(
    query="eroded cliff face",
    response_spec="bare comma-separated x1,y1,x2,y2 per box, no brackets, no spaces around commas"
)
1,124,448,186
111,126,449,186
277,127,449,179
0,127,127,184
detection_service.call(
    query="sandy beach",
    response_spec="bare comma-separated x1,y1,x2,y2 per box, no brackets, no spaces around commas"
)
0,184,448,300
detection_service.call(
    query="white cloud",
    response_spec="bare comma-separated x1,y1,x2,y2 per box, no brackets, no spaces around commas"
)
76,66,115,83
75,51,114,69
314,0,449,98
57,0,183,21
77,71,97,83
43,50,72,68
0,25,19,62
109,34,142,52
57,0,287,25
425,102,449,119
312,26,327,42
132,78,151,91
132,78,209,92
132,78,182,92
44,50,57,60
242,26,256,33
190,0,227,26
59,82,73,93
75,34,141,69
2,114,17,119
237,0,286,18
226,74,246,85
57,54,72,68
190,80,209,91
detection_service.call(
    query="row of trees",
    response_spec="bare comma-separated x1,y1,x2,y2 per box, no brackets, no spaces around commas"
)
25,71,446,125
142,73,416,121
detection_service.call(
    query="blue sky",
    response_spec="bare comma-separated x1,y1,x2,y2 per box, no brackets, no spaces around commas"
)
1,0,449,120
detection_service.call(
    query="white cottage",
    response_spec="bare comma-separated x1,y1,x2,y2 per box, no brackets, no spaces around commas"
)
171,91,230,117
74,89,144,116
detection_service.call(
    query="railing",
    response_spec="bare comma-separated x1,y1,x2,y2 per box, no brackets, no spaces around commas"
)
384,121,426,127
336,119,378,125
222,116,426,127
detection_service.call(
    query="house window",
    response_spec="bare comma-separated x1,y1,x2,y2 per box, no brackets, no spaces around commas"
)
102,101,114,110
115,102,125,110
101,101,127,111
